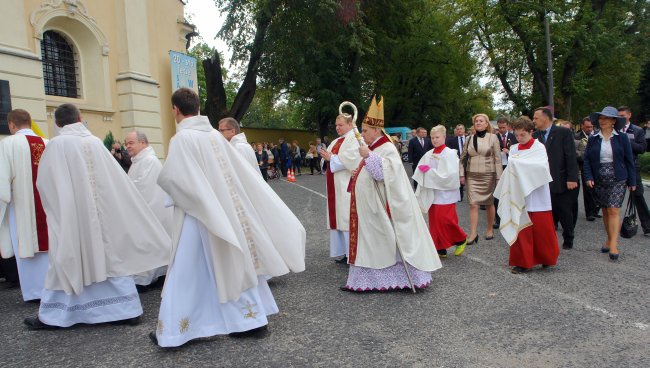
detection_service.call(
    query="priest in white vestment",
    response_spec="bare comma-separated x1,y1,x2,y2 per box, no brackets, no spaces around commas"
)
342,97,441,292
494,116,558,274
218,117,259,170
152,88,305,348
0,109,49,301
125,130,171,287
319,114,361,263
23,103,170,330
413,125,467,258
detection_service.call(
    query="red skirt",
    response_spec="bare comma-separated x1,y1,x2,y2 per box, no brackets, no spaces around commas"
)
509,211,559,268
428,204,467,250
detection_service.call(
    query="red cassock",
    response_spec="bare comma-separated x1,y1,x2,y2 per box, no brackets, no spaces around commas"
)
508,210,559,268
428,204,466,250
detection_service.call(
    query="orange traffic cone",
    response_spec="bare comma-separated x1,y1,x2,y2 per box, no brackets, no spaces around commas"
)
288,169,295,182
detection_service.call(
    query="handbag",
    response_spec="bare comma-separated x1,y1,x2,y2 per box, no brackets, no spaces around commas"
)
620,195,638,238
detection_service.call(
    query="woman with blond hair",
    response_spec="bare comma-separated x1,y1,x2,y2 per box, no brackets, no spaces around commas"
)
460,113,503,244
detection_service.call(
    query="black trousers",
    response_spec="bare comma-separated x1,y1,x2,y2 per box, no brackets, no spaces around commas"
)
494,165,507,224
581,169,600,218
411,164,418,190
0,257,19,283
551,187,579,246
632,166,650,232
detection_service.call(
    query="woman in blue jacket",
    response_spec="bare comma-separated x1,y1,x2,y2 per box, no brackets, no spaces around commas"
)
584,106,636,261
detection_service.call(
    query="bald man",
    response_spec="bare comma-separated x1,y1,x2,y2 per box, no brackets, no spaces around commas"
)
125,131,172,288
218,117,258,169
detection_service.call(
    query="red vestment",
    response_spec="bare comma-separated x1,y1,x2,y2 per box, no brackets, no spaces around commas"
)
428,204,466,250
508,138,558,268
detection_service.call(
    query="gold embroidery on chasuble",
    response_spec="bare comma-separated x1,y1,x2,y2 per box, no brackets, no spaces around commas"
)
83,142,104,237
30,142,45,166
210,136,260,269
242,301,258,319
179,317,190,334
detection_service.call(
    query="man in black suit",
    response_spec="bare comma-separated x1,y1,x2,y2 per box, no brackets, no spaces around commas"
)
446,124,467,200
575,117,600,221
408,127,433,190
618,106,650,236
532,107,580,249
493,118,518,228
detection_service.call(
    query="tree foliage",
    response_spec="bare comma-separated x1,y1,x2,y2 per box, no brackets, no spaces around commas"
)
456,0,650,121
200,0,495,134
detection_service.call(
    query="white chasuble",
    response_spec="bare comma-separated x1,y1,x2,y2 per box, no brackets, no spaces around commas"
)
0,130,48,259
128,146,172,234
325,130,361,232
158,116,305,304
36,123,171,295
230,132,259,170
412,146,460,211
349,136,441,272
494,139,552,246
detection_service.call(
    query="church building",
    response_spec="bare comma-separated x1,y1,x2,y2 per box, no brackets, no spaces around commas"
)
0,0,196,157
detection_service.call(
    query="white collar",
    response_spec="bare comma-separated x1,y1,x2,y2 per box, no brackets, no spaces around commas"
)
342,129,355,138
596,130,618,138
178,115,213,132
131,146,155,164
16,128,37,137
230,132,248,145
59,122,92,136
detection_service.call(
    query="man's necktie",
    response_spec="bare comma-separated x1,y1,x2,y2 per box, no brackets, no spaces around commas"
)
502,135,506,148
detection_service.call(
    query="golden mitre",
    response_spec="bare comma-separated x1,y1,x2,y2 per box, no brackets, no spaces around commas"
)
362,95,385,129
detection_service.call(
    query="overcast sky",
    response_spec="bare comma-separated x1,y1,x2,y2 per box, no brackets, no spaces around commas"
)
184,0,230,66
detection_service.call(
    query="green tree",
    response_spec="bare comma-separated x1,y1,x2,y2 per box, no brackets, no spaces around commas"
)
456,0,650,121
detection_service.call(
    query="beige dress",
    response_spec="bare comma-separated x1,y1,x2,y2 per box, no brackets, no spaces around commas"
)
459,132,503,205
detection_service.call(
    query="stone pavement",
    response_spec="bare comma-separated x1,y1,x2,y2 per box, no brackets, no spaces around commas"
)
1,171,648,367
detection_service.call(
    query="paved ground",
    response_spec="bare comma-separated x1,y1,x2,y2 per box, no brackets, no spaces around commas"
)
1,168,649,367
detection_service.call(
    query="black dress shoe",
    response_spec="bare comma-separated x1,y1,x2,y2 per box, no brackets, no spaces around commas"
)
511,266,531,274
24,317,58,331
595,214,602,218
229,325,268,338
335,255,348,264
586,216,595,221
136,284,151,293
492,223,500,229
109,316,141,326
0,281,20,290
541,265,551,269
562,243,573,250
149,332,159,345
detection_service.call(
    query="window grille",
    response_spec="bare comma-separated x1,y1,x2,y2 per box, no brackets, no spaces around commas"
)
41,31,79,98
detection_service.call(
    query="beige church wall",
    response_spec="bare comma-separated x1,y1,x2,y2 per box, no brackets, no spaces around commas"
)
1,0,190,157
147,0,192,155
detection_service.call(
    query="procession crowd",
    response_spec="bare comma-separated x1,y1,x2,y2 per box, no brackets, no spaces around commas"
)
0,88,648,350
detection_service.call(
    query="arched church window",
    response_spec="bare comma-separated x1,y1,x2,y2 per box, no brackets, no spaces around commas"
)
41,31,79,98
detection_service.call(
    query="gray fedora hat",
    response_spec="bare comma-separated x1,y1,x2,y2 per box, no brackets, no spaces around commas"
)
589,106,626,131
